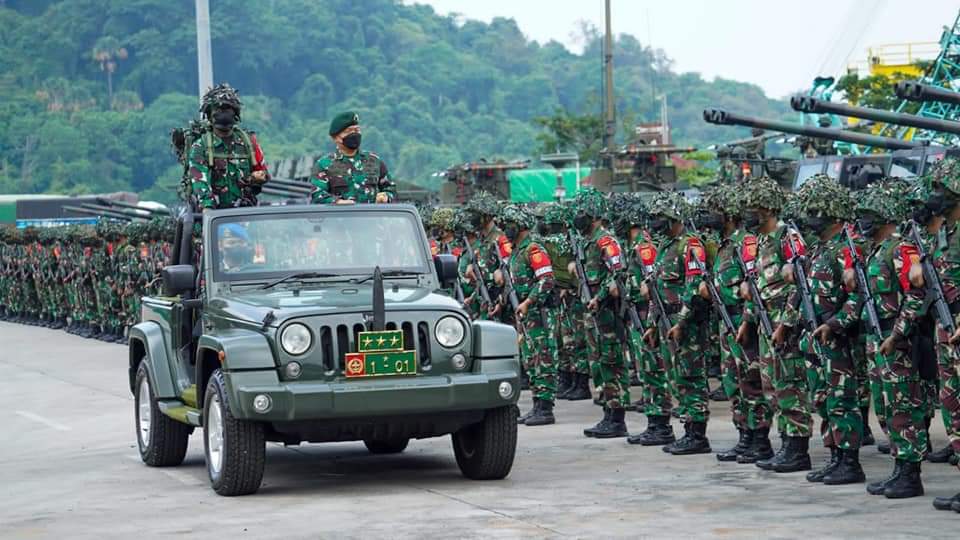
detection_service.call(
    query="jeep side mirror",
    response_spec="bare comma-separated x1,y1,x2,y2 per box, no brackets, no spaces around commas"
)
162,264,196,297
433,254,458,288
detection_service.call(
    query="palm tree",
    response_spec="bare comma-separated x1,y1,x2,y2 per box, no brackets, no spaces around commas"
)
92,36,128,106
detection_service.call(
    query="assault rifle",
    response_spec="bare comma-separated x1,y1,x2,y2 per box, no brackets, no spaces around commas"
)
844,225,882,338
461,234,492,310
786,221,829,364
500,259,533,348
907,220,960,355
568,230,602,339
637,251,678,360
686,221,736,336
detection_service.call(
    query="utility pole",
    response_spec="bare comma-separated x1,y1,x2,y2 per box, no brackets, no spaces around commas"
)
195,0,214,101
603,0,616,154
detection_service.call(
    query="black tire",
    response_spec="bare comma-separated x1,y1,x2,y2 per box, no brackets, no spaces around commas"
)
363,438,410,454
452,406,517,480
203,369,265,496
134,361,190,467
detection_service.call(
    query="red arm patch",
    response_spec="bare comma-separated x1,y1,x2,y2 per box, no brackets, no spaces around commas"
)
598,235,623,271
430,239,439,257
528,245,554,278
497,234,512,260
896,244,920,292
782,229,806,259
636,242,657,267
250,133,267,171
684,237,707,276
451,246,463,258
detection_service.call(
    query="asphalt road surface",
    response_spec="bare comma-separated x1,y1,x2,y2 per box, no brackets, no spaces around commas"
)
2,321,958,539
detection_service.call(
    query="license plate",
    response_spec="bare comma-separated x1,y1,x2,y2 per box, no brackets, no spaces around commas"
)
344,351,417,378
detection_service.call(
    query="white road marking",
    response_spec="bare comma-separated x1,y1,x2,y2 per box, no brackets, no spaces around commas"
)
15,410,71,431
127,456,204,486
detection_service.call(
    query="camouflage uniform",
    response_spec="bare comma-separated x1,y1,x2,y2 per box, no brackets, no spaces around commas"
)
311,151,396,204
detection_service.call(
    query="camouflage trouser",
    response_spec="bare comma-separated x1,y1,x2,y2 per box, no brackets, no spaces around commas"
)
585,305,630,409
520,308,558,402
666,314,709,424
760,327,813,437
722,318,772,430
558,293,588,375
874,333,928,463
851,330,873,413
865,335,889,435
935,326,960,454
631,326,672,417
803,333,863,450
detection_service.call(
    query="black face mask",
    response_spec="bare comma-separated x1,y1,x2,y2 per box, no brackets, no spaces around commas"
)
648,217,670,234
342,133,362,150
573,213,593,234
541,223,564,236
857,217,876,237
503,224,521,243
805,215,833,236
213,110,236,130
742,210,761,230
469,213,485,230
698,213,724,232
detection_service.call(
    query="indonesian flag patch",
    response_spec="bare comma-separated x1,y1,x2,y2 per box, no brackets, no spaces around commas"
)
529,245,553,278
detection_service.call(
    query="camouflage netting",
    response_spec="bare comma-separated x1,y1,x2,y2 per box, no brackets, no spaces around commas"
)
429,207,455,231
855,177,911,223
793,174,855,221
647,191,689,221
465,191,500,217
573,187,608,218
498,204,536,230
200,82,243,119
742,175,787,212
924,156,960,196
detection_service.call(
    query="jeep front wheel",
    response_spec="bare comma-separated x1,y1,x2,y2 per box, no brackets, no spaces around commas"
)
135,361,190,467
203,369,265,496
363,438,410,454
452,406,517,480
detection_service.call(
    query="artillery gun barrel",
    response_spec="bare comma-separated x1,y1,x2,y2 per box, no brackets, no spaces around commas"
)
702,109,923,151
896,81,960,107
260,186,311,199
64,205,137,222
268,178,315,191
791,95,960,136
79,203,152,221
99,199,172,215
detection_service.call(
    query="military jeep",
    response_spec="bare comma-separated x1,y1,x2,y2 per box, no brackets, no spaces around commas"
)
128,204,520,496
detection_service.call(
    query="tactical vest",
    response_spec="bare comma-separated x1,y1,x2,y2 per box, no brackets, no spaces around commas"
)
204,127,255,176
323,152,382,195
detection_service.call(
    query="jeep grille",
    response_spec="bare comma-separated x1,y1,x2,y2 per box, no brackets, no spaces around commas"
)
316,319,434,375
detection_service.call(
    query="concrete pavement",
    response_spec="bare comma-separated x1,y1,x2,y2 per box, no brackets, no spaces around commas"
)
0,321,957,539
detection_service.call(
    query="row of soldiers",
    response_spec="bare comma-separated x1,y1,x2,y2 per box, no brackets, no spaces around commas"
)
0,220,172,343
423,159,960,512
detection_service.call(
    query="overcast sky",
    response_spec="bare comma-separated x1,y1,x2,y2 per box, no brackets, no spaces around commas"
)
410,0,958,99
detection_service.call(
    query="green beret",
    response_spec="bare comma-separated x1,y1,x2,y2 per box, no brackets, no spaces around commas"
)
329,111,360,136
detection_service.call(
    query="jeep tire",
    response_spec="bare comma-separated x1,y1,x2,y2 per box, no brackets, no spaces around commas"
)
203,369,265,496
452,405,517,480
363,438,410,454
135,361,190,467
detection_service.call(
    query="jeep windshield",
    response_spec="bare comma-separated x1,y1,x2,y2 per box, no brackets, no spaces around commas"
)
210,211,430,283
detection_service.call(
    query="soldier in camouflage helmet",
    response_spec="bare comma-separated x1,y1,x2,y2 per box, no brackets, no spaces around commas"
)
497,205,559,426
739,175,815,473
311,111,396,204
573,187,632,438
187,83,270,210
781,174,866,485
462,192,508,320
451,209,482,318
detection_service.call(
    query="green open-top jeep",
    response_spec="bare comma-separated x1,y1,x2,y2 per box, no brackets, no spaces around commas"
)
128,204,520,496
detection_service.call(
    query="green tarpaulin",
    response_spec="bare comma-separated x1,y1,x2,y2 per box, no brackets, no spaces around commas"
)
508,168,591,202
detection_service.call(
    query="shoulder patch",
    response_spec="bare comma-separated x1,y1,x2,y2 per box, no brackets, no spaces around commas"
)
684,237,706,276
528,244,554,278
895,244,921,291
782,229,806,260
598,235,624,271
497,235,512,260
636,242,657,267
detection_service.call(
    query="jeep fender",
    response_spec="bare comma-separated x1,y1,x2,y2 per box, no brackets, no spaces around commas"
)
128,321,177,399
197,329,277,371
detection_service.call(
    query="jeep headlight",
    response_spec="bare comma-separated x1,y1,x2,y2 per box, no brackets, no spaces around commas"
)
280,323,312,356
435,316,465,348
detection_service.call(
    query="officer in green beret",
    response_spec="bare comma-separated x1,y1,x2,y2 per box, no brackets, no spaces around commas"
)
311,111,397,205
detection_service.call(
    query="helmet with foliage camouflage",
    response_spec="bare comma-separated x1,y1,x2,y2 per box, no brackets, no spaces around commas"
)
925,157,960,196
794,174,854,221
200,83,243,120
700,183,743,217
647,191,689,221
451,209,476,235
38,227,60,245
429,207,455,231
96,220,122,241
124,221,146,243
465,191,500,218
742,175,787,212
75,225,100,246
781,192,803,222
855,177,910,223
498,204,536,230
543,202,574,227
573,187,608,219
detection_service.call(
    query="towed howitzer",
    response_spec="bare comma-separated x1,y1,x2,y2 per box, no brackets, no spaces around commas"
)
896,81,960,108
843,225,882,338
907,220,960,356
791,95,960,136
785,221,829,364
703,109,923,151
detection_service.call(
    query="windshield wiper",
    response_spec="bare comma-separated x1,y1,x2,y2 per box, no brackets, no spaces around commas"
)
261,272,339,290
352,271,423,284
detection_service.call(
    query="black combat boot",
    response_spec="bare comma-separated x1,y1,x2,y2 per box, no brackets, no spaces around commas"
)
756,432,786,470
772,436,813,473
627,415,675,446
806,447,840,482
822,448,866,485
884,460,923,499
525,400,555,426
670,422,711,455
928,444,954,463
556,371,573,400
518,398,540,425
584,408,611,437
566,373,592,401
877,438,891,455
593,408,628,439
708,386,728,402
520,371,530,391
716,428,751,462
663,423,690,453
933,492,960,511
867,459,903,495
738,427,773,464
861,407,875,446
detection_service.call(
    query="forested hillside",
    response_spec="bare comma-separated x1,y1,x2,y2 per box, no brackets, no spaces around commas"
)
0,0,789,202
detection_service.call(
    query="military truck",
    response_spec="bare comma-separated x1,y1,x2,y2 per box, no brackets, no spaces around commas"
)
128,204,521,496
